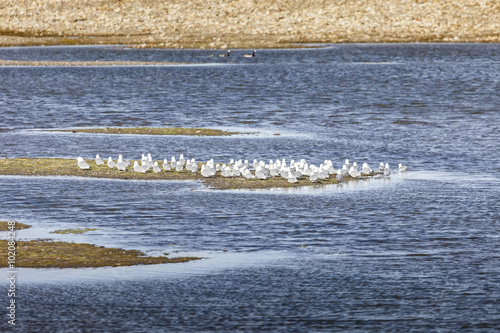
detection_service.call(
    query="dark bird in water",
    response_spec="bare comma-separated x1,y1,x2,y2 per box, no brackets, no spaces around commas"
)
243,50,256,58
218,50,230,57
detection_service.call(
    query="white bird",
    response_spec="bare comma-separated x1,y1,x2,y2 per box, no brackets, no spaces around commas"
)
153,162,161,173
116,161,127,171
162,159,171,171
349,166,361,178
191,162,199,174
77,157,90,170
243,50,256,58
362,163,372,175
309,171,320,183
133,161,143,173
255,168,268,180
341,164,349,176
116,155,126,171
288,176,298,183
95,154,104,166
384,163,391,176
175,162,184,172
107,157,116,168
336,169,343,182
201,165,213,178
398,163,408,172
378,162,385,172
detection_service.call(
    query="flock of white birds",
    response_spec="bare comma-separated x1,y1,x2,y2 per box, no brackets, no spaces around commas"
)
77,154,408,184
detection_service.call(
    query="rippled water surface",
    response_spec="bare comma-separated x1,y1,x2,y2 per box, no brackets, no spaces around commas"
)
0,44,499,332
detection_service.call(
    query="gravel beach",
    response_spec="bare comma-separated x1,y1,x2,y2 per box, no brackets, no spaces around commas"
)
0,0,499,48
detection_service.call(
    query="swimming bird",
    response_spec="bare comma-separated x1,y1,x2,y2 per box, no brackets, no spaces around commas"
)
378,162,385,172
384,163,391,176
398,163,408,172
153,162,161,173
107,157,117,168
218,50,230,58
243,50,256,58
77,157,90,170
95,154,104,166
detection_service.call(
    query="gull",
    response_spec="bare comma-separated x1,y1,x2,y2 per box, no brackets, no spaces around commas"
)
398,163,408,172
218,50,230,57
243,50,256,58
362,163,372,175
116,155,126,171
107,157,117,168
309,171,320,183
77,157,90,170
153,162,161,173
255,168,268,180
179,154,185,165
201,165,213,178
162,159,171,171
146,154,154,168
378,162,385,172
349,166,361,178
288,175,298,183
191,162,199,174
336,169,343,182
243,169,255,179
133,161,143,173
384,163,391,176
95,154,104,166
341,164,349,176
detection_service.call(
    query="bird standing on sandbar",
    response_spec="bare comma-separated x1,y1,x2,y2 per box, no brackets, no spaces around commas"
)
77,157,90,170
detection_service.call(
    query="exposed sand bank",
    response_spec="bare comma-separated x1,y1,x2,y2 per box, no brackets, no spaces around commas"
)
0,157,380,190
0,0,498,48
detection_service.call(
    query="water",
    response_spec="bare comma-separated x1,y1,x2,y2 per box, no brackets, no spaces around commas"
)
0,44,499,332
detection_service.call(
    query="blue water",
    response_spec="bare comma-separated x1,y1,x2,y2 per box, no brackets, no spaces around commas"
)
0,44,499,332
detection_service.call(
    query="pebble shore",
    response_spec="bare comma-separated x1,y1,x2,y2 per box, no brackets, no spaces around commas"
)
1,0,499,48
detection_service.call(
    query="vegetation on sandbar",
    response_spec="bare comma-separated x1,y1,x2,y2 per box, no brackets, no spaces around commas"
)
0,221,31,231
0,157,381,190
0,239,200,268
51,228,100,234
51,127,243,136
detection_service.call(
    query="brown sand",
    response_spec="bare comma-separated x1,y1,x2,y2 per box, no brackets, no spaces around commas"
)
0,0,498,49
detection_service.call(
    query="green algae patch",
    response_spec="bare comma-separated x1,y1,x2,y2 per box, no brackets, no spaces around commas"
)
51,228,100,234
0,221,31,231
52,127,243,136
0,239,200,268
0,157,381,190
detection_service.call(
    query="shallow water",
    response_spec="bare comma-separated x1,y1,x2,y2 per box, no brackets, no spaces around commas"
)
0,44,499,332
